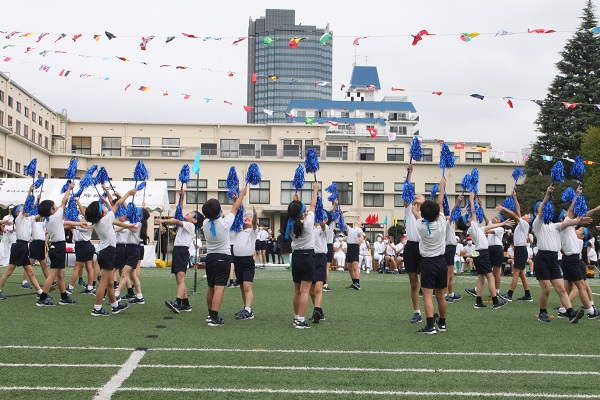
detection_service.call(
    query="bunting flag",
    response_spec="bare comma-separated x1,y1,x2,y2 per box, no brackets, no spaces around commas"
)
105,31,116,40
495,29,514,36
289,37,304,48
454,143,465,150
93,35,101,42
232,37,248,45
251,72,257,84
326,121,339,127
116,56,129,62
263,109,273,116
367,127,377,138
470,93,485,100
388,131,396,141
340,84,346,91
314,81,329,87
319,32,332,46
58,69,70,77
588,27,600,33
243,105,252,112
504,97,514,108
163,92,169,96
269,75,278,82
528,28,556,34
263,36,274,47
166,36,175,43
124,83,131,91
228,72,235,77
366,84,376,91
54,33,67,43
432,91,443,96
138,86,149,92
72,34,82,42
353,36,368,46
391,87,405,91
532,99,544,106
460,32,480,42
3,57,11,62
541,155,554,161
204,98,212,102
305,118,314,125
139,35,155,51
476,147,487,152
203,37,223,41
39,65,50,72
411,29,434,46
182,33,199,39
182,94,190,99
24,47,33,53
563,102,577,109
223,100,232,105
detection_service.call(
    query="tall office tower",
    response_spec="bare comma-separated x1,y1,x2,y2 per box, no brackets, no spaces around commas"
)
247,9,332,124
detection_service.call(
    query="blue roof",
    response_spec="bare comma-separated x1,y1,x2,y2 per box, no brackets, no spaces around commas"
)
287,116,387,126
349,66,381,89
287,99,416,113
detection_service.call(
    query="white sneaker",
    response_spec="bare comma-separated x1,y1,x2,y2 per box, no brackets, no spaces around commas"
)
366,269,371,274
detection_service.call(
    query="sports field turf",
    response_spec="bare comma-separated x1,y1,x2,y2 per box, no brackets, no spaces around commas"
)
0,266,599,399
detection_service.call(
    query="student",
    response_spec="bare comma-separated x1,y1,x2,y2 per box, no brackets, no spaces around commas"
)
0,187,43,300
201,187,246,326
284,182,319,329
484,209,506,296
413,178,447,334
497,193,533,302
310,212,328,323
333,235,347,270
372,234,386,273
445,196,463,303
531,186,586,323
404,164,425,324
323,209,336,291
1,206,16,266
456,192,513,309
65,214,96,295
343,217,364,290
28,216,50,288
84,186,137,316
462,237,476,274
161,192,205,315
232,207,259,320
358,235,372,274
36,182,85,306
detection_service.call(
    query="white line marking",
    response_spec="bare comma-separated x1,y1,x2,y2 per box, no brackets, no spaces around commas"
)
0,386,97,391
93,349,146,400
0,345,134,351
0,363,120,368
117,387,600,398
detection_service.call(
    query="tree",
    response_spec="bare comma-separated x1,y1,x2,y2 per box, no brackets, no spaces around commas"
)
525,0,600,177
388,223,406,241
581,125,600,207
515,175,575,217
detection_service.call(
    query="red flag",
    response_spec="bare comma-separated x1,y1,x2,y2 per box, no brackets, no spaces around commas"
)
412,29,434,46
374,214,379,223
72,34,82,42
326,121,339,127
232,37,248,45
182,94,190,100
228,72,235,77
289,37,303,48
454,143,465,150
563,102,577,109
116,56,129,62
224,100,232,105
432,91,443,96
3,57,11,62
54,33,67,43
353,36,368,46
391,87,405,91
366,215,373,225
252,72,257,84
124,83,131,91
367,128,377,138
366,84,376,91
163,92,169,96
584,160,596,165
506,99,514,108
528,28,556,34
182,33,199,38
176,66,188,70
243,105,252,112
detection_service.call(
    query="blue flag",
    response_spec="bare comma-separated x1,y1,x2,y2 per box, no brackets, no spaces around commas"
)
383,215,388,225
192,150,201,175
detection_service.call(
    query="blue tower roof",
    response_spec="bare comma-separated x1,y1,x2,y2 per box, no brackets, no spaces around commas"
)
349,66,381,89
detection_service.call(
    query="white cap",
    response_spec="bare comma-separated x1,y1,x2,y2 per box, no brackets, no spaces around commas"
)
8,205,14,209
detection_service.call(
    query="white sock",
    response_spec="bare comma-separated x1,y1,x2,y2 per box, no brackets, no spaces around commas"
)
87,285,93,290
136,293,143,299
37,289,42,294
297,316,305,322
449,293,454,297
414,310,421,315
587,307,595,315
22,280,27,285
94,304,102,310
294,314,300,320
244,306,252,312
111,301,118,308
590,301,595,307
559,307,566,313
115,290,120,297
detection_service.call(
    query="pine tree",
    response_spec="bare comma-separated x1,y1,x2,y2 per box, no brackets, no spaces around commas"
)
525,0,600,177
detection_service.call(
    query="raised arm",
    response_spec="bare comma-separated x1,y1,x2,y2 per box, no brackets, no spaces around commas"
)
469,192,477,226
75,198,87,217
60,181,75,209
566,186,581,219
512,191,522,219
230,186,247,216
561,215,593,230
496,204,520,222
102,184,115,205
437,178,446,211
537,186,552,215
308,182,319,213
155,217,184,227
252,207,258,230
110,188,137,214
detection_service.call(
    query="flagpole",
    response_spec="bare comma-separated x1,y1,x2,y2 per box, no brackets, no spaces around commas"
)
192,171,199,295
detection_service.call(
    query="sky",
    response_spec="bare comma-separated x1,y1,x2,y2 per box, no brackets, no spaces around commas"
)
1,0,595,161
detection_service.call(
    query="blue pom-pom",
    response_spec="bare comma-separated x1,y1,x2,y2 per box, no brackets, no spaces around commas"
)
78,174,94,192
438,143,456,170
178,164,190,185
61,180,72,194
95,167,110,185
226,167,239,189
443,192,450,216
73,188,84,198
402,180,415,203
292,164,305,191
466,203,472,218
34,177,45,189
245,163,262,186
65,196,80,222
502,197,517,213
512,168,524,182
25,158,37,178
470,169,480,195
550,161,565,184
65,158,79,179
561,187,576,203
325,183,337,194
231,205,245,232
136,182,147,191
315,195,325,223
571,156,585,181
31,204,38,216
127,202,141,223
542,201,554,224
337,212,346,232
327,191,338,202
450,206,462,222
331,206,340,221
134,160,149,182
24,194,35,214
461,174,472,193
430,184,439,200
475,202,485,223
409,137,422,162
86,164,98,176
574,195,588,217
115,204,127,218
304,148,320,174
227,187,240,201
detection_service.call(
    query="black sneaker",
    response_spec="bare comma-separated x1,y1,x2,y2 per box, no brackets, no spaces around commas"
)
178,304,192,312
0,290,5,300
452,294,462,301
588,310,599,320
465,288,477,297
51,281,57,288
354,283,361,290
311,309,321,324
322,286,331,292
111,302,129,314
345,284,354,289
36,298,55,307
59,297,77,305
113,282,118,290
538,311,551,322
499,293,512,302
557,311,568,318
80,288,95,295
410,312,422,323
227,282,236,288
207,315,225,326
445,295,455,303
21,282,32,289
569,308,584,324
65,286,74,295
129,297,145,305
418,289,423,298
493,299,508,309
122,292,136,300
36,293,52,300
433,312,446,332
233,280,240,288
417,325,436,334
236,309,254,320
474,302,487,309
294,319,311,329
165,300,180,314
516,295,533,302
78,278,86,287
91,307,110,317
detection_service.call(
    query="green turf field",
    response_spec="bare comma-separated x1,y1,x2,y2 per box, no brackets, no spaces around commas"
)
0,266,599,399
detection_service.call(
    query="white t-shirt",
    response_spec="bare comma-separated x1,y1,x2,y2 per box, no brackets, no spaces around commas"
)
31,220,46,241
291,211,315,251
3,215,15,233
467,224,488,251
115,225,129,244
373,241,385,258
359,240,370,256
127,222,142,245
445,220,457,245
514,218,529,247
588,246,598,262
486,222,504,247
463,244,475,256
346,226,363,244
203,213,235,254
405,208,420,242
15,214,34,241
560,217,581,256
95,211,116,252
189,237,200,260
532,217,561,252
507,246,515,258
259,228,269,242
455,243,464,261
313,225,327,254
325,224,335,244
334,240,347,253
417,213,446,258
73,224,92,242
46,207,65,243
175,221,196,248
233,226,259,257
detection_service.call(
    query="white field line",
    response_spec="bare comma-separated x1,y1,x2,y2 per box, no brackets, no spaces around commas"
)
117,387,600,398
93,349,146,400
0,345,134,351
0,363,120,368
0,386,97,391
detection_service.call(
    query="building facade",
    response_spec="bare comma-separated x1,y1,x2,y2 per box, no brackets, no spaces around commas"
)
247,9,333,124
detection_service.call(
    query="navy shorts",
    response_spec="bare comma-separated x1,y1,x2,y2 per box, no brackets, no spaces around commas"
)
444,245,456,267
138,244,144,261
561,254,585,282
115,243,126,270
579,260,587,281
291,249,315,283
534,250,562,281
206,253,231,288
255,240,261,251
260,241,267,251
313,253,327,283
233,255,255,284
10,240,30,267
420,255,448,289
326,243,334,263
75,241,95,263
513,246,528,270
48,241,66,269
489,245,504,267
171,246,190,274
124,244,140,268
404,240,422,273
473,248,492,275
346,243,359,263
28,240,46,261
97,246,116,271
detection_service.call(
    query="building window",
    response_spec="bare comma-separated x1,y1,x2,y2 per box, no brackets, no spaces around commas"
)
305,144,320,158
394,181,415,206
341,111,350,118
466,152,483,163
24,106,29,117
7,159,12,170
364,194,384,207
364,182,384,191
281,181,321,205
387,148,404,161
132,137,150,147
162,138,180,157
186,191,207,204
365,112,374,118
217,180,235,205
15,162,21,174
358,147,374,161
422,148,433,162
23,125,28,139
38,133,42,146
220,139,239,158
15,120,20,134
16,102,21,113
51,125,55,134
162,138,179,147
239,143,256,157
0,110,3,125
249,181,270,204
186,179,207,189
31,129,36,142
0,90,4,102
485,196,505,209
200,143,217,156
38,116,43,126
156,179,176,204
132,149,150,157
424,183,438,192
296,111,306,117
326,145,348,160
32,112,36,122
314,111,328,118
101,137,121,156
72,137,92,155
8,96,13,108
7,115,13,128
336,182,353,205
486,184,506,194
45,121,49,130
44,137,49,149
389,126,407,135
260,144,277,158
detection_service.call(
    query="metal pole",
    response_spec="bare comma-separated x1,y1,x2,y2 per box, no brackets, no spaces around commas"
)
192,172,199,294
